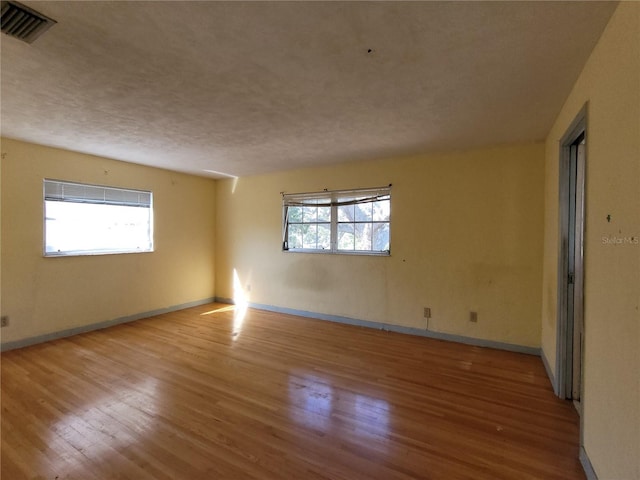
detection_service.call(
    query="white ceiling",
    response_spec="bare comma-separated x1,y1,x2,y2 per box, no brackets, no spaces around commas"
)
1,1,617,178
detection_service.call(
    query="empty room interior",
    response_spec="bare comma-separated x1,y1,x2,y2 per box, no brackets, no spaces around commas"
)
1,1,638,479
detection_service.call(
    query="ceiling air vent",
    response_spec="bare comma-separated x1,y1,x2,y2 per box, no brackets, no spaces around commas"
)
1,1,56,44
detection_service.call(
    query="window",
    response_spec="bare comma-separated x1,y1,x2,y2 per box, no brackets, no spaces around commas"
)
283,186,390,255
44,179,153,256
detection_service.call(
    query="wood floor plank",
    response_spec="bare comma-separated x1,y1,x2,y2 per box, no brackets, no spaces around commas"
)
1,303,585,479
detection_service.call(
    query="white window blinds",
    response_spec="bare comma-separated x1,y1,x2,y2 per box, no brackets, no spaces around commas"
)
44,179,152,208
282,186,390,208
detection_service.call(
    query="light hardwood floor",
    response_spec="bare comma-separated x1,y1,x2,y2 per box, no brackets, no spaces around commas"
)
1,303,584,479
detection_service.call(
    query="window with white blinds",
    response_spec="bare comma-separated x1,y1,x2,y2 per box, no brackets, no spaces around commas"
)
283,186,391,255
44,179,153,256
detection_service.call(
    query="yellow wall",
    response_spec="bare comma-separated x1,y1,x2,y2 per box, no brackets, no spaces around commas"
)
0,149,3,325
541,2,639,478
0,138,216,344
216,143,545,348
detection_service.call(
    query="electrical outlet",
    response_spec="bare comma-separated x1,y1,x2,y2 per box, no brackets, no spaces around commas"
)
470,311,478,323
1,316,9,328
423,307,431,318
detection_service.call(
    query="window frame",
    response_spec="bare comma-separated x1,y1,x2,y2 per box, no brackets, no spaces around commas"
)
282,186,391,256
43,179,154,257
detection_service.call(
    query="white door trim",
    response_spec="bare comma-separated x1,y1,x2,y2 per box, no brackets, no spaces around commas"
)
555,103,587,401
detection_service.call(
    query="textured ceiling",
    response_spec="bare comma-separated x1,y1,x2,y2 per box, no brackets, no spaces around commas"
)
1,1,617,178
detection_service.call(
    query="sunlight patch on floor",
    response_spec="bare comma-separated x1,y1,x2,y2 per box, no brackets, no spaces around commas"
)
200,305,237,315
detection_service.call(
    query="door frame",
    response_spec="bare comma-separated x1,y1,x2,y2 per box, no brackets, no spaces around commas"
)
555,103,587,401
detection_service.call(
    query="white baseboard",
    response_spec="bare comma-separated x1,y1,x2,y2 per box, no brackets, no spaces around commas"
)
579,447,598,480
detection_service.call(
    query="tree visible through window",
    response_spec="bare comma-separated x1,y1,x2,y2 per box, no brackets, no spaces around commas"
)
283,186,390,255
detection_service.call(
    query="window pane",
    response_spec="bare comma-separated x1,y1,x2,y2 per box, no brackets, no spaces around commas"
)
302,224,318,249
288,206,302,223
317,223,331,250
354,223,372,250
302,206,317,223
288,224,303,249
338,203,354,222
373,200,390,221
338,223,355,250
45,201,152,255
355,202,372,222
317,206,331,222
372,222,390,251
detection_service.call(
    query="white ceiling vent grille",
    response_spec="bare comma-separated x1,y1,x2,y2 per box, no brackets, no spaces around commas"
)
1,1,56,43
